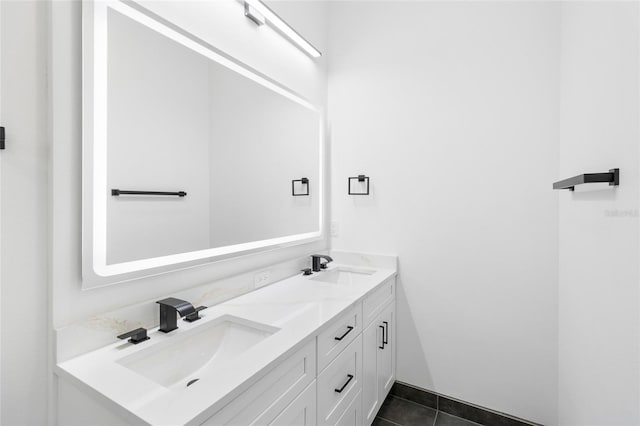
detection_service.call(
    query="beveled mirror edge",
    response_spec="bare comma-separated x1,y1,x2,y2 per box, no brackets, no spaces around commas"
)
81,0,325,289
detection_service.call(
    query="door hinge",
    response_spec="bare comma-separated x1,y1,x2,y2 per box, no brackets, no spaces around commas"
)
0,127,5,150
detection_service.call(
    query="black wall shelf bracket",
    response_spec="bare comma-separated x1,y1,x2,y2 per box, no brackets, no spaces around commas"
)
111,189,187,197
0,126,5,150
292,178,309,196
348,175,370,195
553,168,619,191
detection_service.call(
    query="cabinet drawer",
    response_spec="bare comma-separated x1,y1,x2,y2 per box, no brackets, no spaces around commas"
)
317,303,361,373
317,334,362,426
362,279,395,328
335,390,362,426
201,339,316,426
269,380,316,426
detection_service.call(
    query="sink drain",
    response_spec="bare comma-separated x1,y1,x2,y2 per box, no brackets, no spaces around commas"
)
186,378,200,388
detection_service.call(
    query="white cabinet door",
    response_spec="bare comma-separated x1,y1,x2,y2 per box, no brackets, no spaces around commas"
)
377,302,395,399
362,301,395,426
362,279,394,327
335,390,362,426
362,321,381,425
270,381,317,426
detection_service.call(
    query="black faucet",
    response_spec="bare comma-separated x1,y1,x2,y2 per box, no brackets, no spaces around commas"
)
311,254,333,272
156,297,196,333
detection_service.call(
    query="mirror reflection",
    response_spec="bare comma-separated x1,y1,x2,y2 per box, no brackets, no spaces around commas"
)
90,4,321,271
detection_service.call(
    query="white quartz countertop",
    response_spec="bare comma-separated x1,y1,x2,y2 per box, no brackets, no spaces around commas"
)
56,261,397,425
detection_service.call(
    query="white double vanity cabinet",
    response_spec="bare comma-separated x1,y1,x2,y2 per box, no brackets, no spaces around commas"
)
56,256,397,426
200,274,396,426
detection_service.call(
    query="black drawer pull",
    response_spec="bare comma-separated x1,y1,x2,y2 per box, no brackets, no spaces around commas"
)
334,326,354,341
334,374,354,393
383,321,389,344
379,325,385,349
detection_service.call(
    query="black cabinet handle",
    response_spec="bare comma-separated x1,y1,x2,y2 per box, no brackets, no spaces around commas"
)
334,374,354,393
334,326,354,341
383,321,389,344
379,325,385,349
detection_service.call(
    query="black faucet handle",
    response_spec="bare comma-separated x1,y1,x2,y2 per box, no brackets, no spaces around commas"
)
301,268,313,276
311,254,333,261
184,306,207,323
117,328,150,344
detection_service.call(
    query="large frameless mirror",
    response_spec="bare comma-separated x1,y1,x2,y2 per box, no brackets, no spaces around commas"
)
82,1,323,287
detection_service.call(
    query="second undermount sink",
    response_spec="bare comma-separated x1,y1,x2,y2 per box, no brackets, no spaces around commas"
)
117,315,278,389
310,266,376,285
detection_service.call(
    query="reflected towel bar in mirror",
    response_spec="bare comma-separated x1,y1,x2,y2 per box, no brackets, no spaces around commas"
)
553,168,619,191
111,189,187,197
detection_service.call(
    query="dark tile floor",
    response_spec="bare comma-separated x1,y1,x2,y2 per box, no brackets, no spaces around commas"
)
373,395,482,426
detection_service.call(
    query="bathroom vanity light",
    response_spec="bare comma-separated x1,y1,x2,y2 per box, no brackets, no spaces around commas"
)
244,2,265,26
243,0,322,58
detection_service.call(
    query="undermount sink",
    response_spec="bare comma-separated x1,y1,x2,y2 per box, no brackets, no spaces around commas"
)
310,267,376,285
117,315,278,389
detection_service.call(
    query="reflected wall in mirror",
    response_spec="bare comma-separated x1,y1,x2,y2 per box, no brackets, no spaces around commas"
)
83,1,323,286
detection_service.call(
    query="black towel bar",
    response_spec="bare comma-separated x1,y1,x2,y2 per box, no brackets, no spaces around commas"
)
111,189,187,197
553,168,619,191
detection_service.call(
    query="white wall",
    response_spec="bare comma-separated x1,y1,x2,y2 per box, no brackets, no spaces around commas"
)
327,2,560,424
208,61,320,247
558,3,640,425
0,1,49,425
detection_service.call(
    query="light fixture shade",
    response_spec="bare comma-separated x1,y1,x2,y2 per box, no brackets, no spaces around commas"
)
244,2,265,26
243,0,322,58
